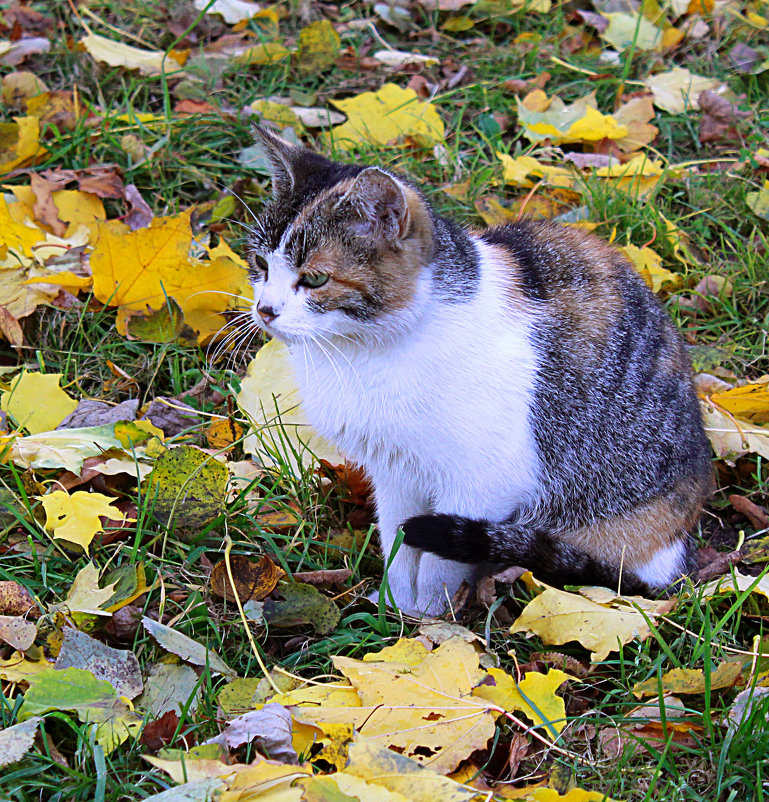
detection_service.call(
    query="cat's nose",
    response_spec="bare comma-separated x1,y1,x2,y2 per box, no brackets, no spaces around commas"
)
257,303,277,323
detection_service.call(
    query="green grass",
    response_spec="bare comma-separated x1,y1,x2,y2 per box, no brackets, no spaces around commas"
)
1,0,769,800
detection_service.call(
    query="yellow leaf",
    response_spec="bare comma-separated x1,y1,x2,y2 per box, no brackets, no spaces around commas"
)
0,195,43,259
90,209,250,343
0,267,59,322
517,92,628,145
632,661,743,698
328,83,445,149
497,153,575,190
362,638,431,667
510,587,657,662
233,41,290,66
145,751,311,789
747,180,769,221
0,652,53,685
292,638,497,774
24,270,93,294
60,563,119,616
529,788,622,802
473,666,571,736
621,244,682,293
270,682,361,709
296,19,340,74
1,371,77,434
41,490,124,550
702,568,769,600
237,338,344,475
644,67,724,114
0,116,47,177
339,737,478,801
80,33,185,77
699,399,769,464
710,380,769,425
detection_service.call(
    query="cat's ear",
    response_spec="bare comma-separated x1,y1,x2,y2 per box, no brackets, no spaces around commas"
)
253,124,331,197
339,168,411,245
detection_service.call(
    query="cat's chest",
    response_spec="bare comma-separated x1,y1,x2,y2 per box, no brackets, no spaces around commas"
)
287,305,540,473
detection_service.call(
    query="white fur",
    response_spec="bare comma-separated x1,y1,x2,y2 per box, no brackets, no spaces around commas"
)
253,237,543,615
635,541,685,588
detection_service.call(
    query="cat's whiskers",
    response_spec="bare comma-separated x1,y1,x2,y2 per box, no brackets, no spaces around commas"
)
307,333,349,395
315,331,363,392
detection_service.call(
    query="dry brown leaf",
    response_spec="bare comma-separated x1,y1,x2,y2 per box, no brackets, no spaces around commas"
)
209,554,282,603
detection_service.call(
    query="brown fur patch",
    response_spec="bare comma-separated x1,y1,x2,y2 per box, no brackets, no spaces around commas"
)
299,184,433,316
561,476,710,572
548,226,626,349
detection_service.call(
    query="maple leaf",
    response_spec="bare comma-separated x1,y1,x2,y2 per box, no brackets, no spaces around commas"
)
89,209,250,343
40,490,124,550
287,638,497,774
58,563,118,616
1,371,77,434
327,83,445,149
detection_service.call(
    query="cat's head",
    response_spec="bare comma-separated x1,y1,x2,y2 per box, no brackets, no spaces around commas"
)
246,126,434,344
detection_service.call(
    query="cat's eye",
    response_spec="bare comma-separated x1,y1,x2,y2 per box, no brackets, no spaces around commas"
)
253,254,268,273
300,273,330,289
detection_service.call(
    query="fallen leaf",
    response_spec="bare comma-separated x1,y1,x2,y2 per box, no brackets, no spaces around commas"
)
0,652,53,686
644,67,724,114
296,19,340,74
727,686,769,733
517,90,628,145
510,586,660,662
699,399,769,464
81,33,185,77
55,628,143,699
40,490,124,550
0,581,37,617
599,12,663,51
632,661,742,698
1,71,47,107
238,337,344,474
473,667,571,737
0,615,36,651
20,666,142,753
3,423,124,474
207,703,298,763
747,180,769,221
142,617,236,679
334,737,478,801
139,710,180,752
701,569,769,600
290,638,498,774
327,83,445,149
621,244,682,293
210,554,282,603
0,116,47,176
710,380,769,425
1,371,77,434
194,0,264,24
59,563,118,616
263,581,341,635
145,445,228,530
90,209,250,343
137,663,201,717
0,717,42,769
373,49,440,68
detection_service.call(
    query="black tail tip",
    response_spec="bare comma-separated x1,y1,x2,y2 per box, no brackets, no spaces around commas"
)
402,514,488,563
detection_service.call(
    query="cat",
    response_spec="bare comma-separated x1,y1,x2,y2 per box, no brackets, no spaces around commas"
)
245,125,713,616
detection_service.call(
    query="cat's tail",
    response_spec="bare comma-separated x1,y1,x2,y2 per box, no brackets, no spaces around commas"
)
401,512,691,596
